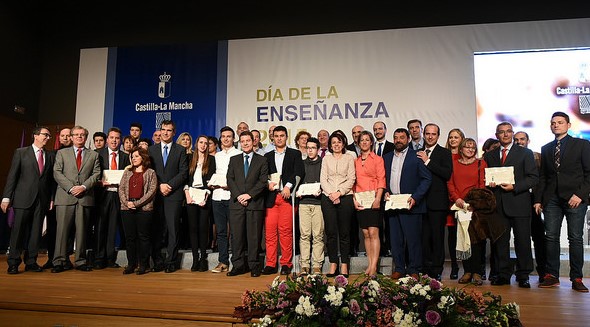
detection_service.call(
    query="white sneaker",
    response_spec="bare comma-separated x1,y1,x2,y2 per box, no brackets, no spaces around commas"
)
211,263,228,273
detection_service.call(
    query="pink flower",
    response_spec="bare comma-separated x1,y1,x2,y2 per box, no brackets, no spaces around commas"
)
335,275,348,287
426,310,441,325
349,299,361,315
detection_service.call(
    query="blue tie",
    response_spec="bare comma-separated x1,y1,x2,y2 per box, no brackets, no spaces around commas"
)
244,154,250,177
163,145,169,166
377,142,383,156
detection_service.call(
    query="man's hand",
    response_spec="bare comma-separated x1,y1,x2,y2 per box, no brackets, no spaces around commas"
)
281,186,291,200
416,150,429,163
499,183,514,191
533,203,543,215
1,201,9,213
268,182,277,191
407,196,416,210
160,183,172,196
569,194,582,208
237,193,252,206
70,186,86,197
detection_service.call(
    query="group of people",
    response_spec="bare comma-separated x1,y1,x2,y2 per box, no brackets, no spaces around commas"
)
2,112,589,293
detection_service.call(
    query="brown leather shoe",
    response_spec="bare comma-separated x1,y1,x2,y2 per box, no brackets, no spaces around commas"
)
458,273,472,284
572,278,589,293
391,271,404,279
472,273,483,286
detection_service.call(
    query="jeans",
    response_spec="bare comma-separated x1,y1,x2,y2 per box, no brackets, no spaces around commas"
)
212,200,230,265
543,196,587,280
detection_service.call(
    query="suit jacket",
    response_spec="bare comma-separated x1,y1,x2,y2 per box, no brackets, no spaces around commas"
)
264,147,305,207
376,140,395,157
534,135,590,206
484,143,538,217
346,143,360,156
53,146,101,206
97,147,130,172
423,144,453,210
383,147,432,214
227,152,268,211
148,142,189,201
2,146,55,209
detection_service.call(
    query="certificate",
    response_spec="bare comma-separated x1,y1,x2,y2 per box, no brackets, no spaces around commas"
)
269,173,281,190
208,173,227,187
296,182,321,197
485,167,515,186
384,194,412,210
355,190,376,209
188,188,210,204
103,170,124,185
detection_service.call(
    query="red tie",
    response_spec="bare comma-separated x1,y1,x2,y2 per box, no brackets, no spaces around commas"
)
320,148,326,158
111,152,117,170
501,148,507,165
37,149,44,174
76,148,82,171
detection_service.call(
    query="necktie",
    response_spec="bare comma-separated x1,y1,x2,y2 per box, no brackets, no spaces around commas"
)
37,149,44,174
111,152,118,170
377,142,383,156
76,148,82,171
244,154,250,177
163,145,169,166
554,139,561,170
425,149,431,156
501,148,507,165
320,149,326,158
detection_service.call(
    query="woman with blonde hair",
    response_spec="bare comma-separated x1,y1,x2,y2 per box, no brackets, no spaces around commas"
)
176,132,194,154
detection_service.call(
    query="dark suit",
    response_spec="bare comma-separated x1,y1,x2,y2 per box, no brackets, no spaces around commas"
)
421,144,453,277
53,146,101,267
148,142,189,268
534,135,590,280
484,143,538,281
95,147,130,267
384,147,432,274
375,140,394,157
3,146,55,267
376,139,396,254
227,151,268,272
264,148,304,268
346,143,360,156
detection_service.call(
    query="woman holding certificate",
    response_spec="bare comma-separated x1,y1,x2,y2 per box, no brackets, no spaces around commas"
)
320,132,356,278
353,131,386,276
119,147,157,275
184,135,216,272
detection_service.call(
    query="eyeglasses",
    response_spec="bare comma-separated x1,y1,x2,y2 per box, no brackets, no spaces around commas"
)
39,132,51,138
496,130,513,135
306,146,318,150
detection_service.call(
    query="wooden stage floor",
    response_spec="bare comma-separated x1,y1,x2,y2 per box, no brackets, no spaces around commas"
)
0,254,589,326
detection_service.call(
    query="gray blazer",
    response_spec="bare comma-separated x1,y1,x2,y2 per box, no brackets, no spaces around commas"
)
53,147,101,206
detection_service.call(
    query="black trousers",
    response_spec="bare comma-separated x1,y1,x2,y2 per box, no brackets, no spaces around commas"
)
7,199,45,266
321,194,354,265
121,210,152,268
186,200,211,262
228,208,264,271
95,191,122,265
421,209,448,276
151,197,182,267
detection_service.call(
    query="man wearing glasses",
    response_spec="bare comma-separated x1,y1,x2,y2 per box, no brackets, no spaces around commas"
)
484,122,538,288
2,127,55,274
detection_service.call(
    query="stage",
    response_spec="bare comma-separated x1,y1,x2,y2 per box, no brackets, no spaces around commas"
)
0,254,589,326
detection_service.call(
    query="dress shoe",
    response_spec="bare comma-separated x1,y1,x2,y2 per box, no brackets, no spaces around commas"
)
251,269,261,277
491,277,511,286
123,266,136,275
458,273,472,284
227,267,247,276
539,274,560,288
312,267,322,275
262,266,278,275
7,265,19,275
198,259,209,272
191,263,199,272
390,271,405,279
42,261,54,270
572,278,589,292
136,267,148,275
165,265,177,273
518,280,531,288
280,265,292,275
51,265,65,273
472,273,483,286
93,262,107,270
64,261,74,271
108,263,121,268
25,263,43,272
326,268,340,278
299,267,310,276
433,274,442,282
151,264,165,272
450,266,459,280
75,264,93,272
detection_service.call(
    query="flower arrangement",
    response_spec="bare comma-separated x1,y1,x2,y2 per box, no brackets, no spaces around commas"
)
233,273,522,327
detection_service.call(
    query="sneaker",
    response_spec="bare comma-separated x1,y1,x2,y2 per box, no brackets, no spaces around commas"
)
572,278,589,293
312,267,322,275
211,263,228,273
539,274,560,288
299,267,310,276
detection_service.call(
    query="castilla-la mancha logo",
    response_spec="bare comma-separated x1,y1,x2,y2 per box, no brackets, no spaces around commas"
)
158,72,171,99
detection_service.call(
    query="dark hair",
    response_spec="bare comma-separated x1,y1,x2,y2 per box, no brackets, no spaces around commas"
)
358,130,375,149
407,119,422,129
130,147,151,171
190,135,212,176
423,123,440,135
130,122,142,131
514,131,529,141
32,126,50,137
107,127,122,137
482,138,500,153
552,111,570,123
274,125,288,137
333,129,348,145
160,120,176,132
239,130,254,141
208,135,219,146
306,137,320,148
393,128,410,138
328,131,347,154
138,138,152,146
93,131,107,140
220,126,235,138
373,121,387,131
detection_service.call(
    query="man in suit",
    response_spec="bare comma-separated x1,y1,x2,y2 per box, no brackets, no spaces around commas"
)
317,129,330,158
418,123,453,281
226,131,268,277
148,120,189,273
384,128,432,279
94,127,130,269
407,119,424,151
484,121,538,288
262,125,304,275
514,130,547,283
346,125,363,156
534,111,590,292
373,121,395,157
233,121,249,149
51,126,101,272
2,127,55,274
